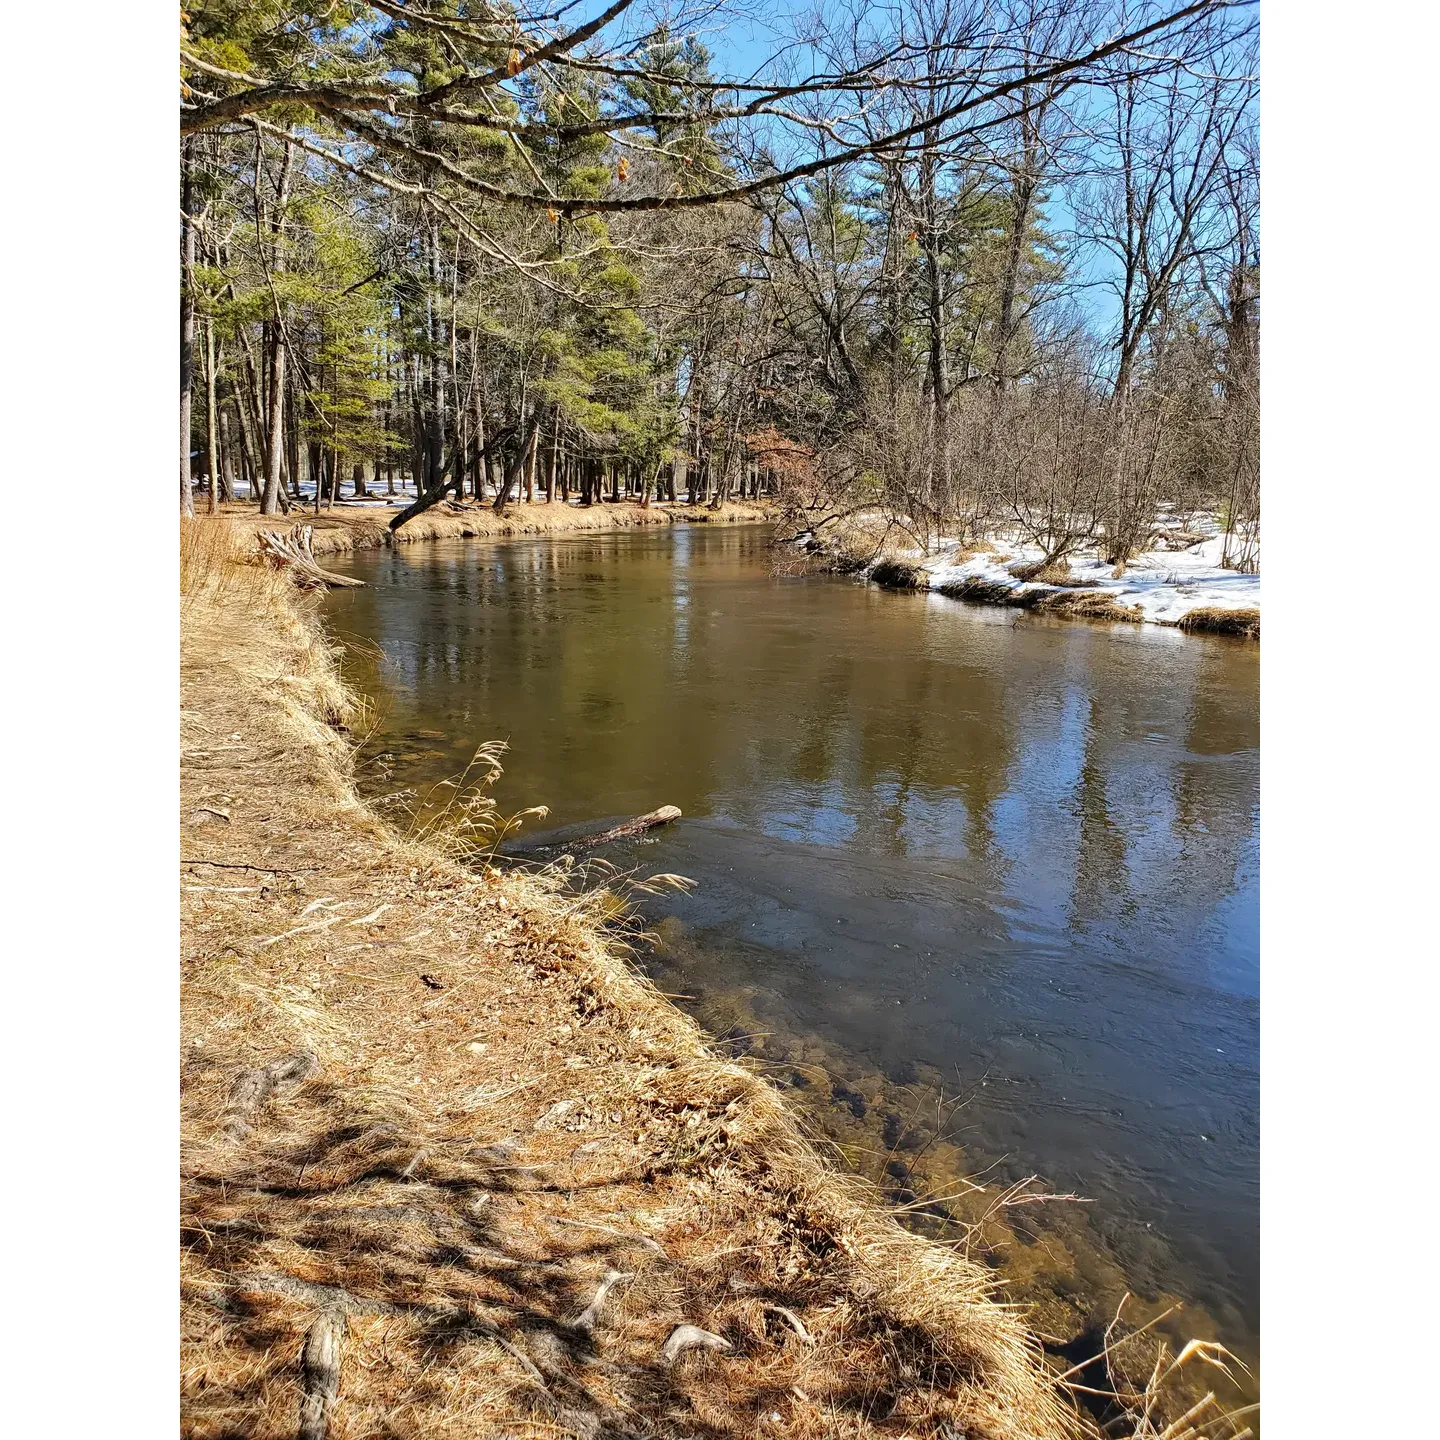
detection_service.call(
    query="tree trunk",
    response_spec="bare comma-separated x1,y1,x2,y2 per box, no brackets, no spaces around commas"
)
391,425,514,531
472,386,488,498
233,326,267,501
180,145,196,517
205,319,220,514
493,415,540,515
230,397,258,501
258,139,294,516
284,364,302,500
425,224,447,491
993,174,1036,391
217,404,237,502
260,335,287,516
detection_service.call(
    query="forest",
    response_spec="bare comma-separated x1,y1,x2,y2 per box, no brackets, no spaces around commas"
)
180,0,1257,569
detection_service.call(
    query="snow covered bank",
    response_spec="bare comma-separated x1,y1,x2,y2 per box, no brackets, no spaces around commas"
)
817,513,1259,638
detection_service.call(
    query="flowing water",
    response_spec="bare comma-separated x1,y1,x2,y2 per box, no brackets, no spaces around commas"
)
324,522,1259,1392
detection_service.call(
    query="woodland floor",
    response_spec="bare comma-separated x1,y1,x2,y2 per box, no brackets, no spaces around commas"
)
179,529,1074,1440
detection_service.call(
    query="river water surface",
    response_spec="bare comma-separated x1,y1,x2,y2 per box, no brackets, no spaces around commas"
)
325,521,1259,1386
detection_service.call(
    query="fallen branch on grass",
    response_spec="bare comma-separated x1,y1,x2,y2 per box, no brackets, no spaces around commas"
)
182,859,322,873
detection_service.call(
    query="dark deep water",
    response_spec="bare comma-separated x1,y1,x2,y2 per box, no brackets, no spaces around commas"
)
324,522,1259,1379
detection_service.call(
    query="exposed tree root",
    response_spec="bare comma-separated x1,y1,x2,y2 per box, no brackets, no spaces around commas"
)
258,525,367,588
298,1312,344,1440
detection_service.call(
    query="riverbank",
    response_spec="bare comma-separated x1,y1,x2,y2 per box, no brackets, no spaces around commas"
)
218,496,773,558
797,514,1259,639
180,516,1072,1440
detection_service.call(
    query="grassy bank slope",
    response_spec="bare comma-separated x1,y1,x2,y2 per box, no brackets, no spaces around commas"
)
180,518,1070,1440
219,497,772,559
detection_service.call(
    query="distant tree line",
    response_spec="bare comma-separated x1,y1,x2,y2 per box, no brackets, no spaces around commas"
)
180,0,1256,565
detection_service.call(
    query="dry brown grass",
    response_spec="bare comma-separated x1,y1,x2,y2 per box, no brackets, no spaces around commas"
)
1006,559,1110,590
1007,558,1062,584
182,514,260,602
1030,591,1144,624
216,499,773,561
935,576,1017,606
1175,608,1260,640
180,521,1077,1440
868,558,930,589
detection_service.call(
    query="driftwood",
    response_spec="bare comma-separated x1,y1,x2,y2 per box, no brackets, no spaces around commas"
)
257,526,366,589
763,1305,814,1344
504,806,681,858
298,1312,345,1440
572,1269,633,1333
577,806,681,848
659,1325,731,1365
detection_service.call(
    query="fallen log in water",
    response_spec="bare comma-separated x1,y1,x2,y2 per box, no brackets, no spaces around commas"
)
258,525,366,589
576,805,682,847
504,805,681,857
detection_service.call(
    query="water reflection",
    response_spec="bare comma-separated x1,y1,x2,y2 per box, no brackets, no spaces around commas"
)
326,523,1259,1376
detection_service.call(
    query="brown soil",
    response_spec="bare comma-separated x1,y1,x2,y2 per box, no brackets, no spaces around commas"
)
179,520,1074,1440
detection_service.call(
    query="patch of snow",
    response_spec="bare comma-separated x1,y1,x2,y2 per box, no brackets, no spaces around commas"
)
860,515,1259,628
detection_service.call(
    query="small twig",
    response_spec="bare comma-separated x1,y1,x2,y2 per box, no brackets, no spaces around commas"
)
257,915,345,948
182,859,321,873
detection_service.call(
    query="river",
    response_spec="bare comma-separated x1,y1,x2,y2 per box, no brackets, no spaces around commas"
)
324,520,1259,1395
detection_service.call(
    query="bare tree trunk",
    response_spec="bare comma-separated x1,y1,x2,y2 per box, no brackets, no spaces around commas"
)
258,138,294,516
230,396,258,501
425,222,447,491
233,326,267,501
994,173,1036,390
217,403,238,502
260,336,288,516
494,413,540,514
205,319,220,514
180,144,196,517
472,383,487,498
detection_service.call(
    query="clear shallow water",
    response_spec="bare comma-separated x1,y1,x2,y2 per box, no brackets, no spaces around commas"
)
325,522,1259,1374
